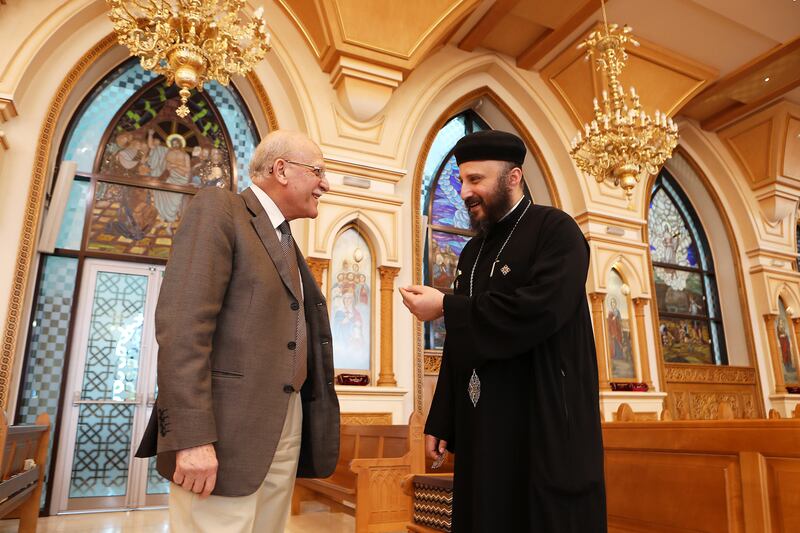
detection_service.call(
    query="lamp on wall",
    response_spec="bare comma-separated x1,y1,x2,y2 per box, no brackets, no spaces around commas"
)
569,3,678,204
106,0,271,117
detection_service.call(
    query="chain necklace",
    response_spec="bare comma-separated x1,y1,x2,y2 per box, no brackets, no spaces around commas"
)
466,199,531,407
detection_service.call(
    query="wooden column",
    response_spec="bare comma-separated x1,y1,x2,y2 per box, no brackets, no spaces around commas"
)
305,257,329,288
633,298,654,388
377,266,400,386
764,314,785,393
589,293,611,390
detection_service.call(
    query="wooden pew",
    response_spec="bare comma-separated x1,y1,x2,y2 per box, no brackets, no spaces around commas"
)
0,411,50,533
603,417,800,532
293,412,424,533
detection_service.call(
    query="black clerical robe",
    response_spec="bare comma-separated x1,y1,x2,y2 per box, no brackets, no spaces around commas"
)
425,200,606,533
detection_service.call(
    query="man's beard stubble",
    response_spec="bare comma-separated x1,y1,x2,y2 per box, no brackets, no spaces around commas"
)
469,171,515,237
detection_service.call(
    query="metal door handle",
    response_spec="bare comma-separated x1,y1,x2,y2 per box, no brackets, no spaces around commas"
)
72,391,142,405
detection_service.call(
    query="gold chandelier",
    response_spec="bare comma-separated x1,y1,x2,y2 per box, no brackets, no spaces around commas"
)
569,16,678,204
107,0,271,118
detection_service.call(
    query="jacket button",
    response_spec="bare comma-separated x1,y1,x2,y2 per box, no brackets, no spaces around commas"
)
291,302,300,311
288,341,296,350
283,384,295,393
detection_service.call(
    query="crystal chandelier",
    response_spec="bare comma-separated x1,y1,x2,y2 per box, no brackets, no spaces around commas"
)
107,0,271,117
569,15,678,203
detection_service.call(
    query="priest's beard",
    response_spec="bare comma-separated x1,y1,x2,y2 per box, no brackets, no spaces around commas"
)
468,171,514,237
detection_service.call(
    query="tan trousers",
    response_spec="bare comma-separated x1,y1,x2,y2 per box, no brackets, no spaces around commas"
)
169,392,303,533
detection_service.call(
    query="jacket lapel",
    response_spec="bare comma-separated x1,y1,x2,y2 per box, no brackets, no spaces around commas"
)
242,188,301,301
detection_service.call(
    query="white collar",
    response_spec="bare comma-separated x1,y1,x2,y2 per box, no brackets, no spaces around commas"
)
249,184,286,231
499,195,525,222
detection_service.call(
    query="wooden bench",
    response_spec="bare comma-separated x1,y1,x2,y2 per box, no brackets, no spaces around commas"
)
604,416,800,532
293,412,424,533
0,411,50,533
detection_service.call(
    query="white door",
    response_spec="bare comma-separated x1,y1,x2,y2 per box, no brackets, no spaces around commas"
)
51,259,168,513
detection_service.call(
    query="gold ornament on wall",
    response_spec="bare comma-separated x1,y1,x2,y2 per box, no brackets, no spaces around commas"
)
106,0,271,117
569,3,678,204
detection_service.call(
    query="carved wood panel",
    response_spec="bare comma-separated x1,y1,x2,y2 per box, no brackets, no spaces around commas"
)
664,363,762,419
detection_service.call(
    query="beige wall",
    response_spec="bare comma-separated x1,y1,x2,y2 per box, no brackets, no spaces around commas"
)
1,0,797,419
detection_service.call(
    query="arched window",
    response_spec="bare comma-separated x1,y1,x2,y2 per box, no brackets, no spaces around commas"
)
329,226,374,372
649,171,727,365
420,110,489,349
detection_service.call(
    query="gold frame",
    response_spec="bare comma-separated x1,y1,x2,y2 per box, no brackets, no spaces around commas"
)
410,86,561,413
0,33,279,409
326,222,378,379
603,266,641,383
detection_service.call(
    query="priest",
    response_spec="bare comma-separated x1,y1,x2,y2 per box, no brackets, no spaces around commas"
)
400,130,606,532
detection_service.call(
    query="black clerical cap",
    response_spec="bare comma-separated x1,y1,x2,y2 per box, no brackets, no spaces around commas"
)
453,130,526,166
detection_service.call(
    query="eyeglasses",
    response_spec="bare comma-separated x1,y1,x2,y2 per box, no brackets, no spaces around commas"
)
271,159,326,179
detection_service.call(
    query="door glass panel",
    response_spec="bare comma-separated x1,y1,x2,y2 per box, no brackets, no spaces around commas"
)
70,403,135,498
69,270,148,499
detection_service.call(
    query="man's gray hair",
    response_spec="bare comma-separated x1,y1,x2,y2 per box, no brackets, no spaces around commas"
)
249,130,306,179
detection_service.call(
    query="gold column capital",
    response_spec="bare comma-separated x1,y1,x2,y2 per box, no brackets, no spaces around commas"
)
378,265,400,284
305,257,329,288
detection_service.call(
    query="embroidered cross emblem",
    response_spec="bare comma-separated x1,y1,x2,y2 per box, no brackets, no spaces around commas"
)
500,264,511,276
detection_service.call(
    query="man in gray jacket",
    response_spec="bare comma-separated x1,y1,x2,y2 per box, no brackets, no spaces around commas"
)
136,130,340,532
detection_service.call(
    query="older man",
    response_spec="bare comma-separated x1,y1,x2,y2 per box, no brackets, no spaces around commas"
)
136,130,340,532
400,130,606,532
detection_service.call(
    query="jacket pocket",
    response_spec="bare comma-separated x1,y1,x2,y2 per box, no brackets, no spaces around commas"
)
211,369,244,379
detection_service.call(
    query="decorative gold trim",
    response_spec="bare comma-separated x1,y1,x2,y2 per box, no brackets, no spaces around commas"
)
244,70,279,133
423,351,442,375
0,33,279,410
340,412,392,425
377,266,400,387
0,33,117,409
410,86,561,413
664,363,757,384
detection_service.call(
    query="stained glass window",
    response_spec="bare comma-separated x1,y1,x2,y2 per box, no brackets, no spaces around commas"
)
649,171,727,365
422,111,489,349
55,57,260,259
329,226,373,371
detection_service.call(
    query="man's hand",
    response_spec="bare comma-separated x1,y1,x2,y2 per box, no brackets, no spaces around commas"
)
425,434,448,461
174,443,218,498
399,285,445,321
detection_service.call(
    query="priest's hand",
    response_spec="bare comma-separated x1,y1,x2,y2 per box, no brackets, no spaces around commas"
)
399,285,445,321
425,434,448,460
